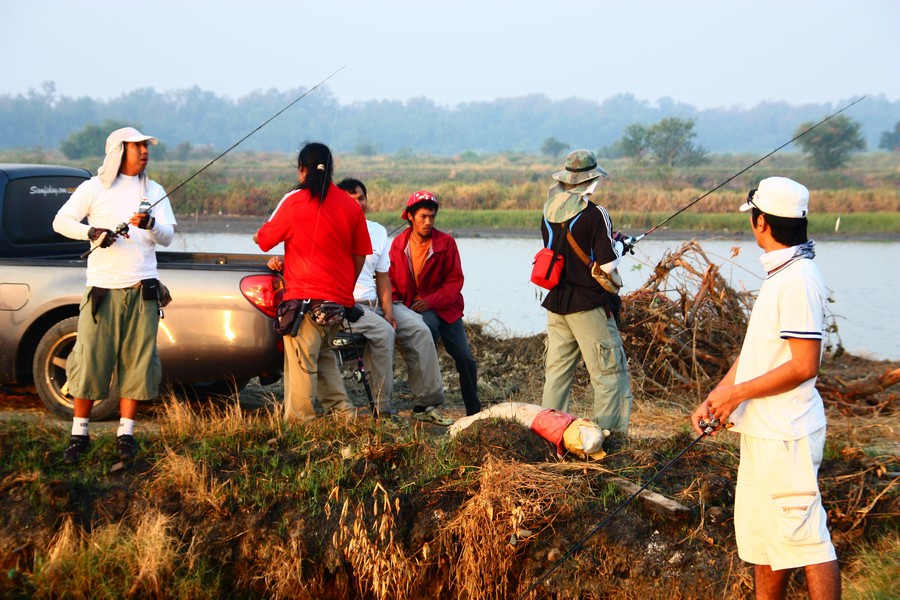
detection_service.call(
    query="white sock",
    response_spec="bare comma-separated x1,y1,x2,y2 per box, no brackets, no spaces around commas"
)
117,418,135,437
72,417,89,437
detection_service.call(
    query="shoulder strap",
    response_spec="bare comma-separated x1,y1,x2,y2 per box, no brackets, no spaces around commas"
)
544,217,570,254
565,228,592,267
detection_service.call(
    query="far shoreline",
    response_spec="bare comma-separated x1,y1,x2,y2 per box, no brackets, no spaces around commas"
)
174,215,900,242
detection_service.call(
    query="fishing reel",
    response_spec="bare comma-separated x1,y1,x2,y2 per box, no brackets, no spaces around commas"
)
698,416,732,435
108,200,154,242
114,220,132,239
612,231,637,255
80,203,148,259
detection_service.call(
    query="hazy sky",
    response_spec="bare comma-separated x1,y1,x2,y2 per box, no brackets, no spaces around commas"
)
5,0,898,109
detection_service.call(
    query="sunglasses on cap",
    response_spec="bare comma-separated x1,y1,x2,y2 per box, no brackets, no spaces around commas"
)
746,188,759,210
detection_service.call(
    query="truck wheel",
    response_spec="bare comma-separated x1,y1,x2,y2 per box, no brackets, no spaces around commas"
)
32,317,119,421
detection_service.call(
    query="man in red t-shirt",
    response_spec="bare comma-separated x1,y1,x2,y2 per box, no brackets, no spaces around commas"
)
255,143,371,420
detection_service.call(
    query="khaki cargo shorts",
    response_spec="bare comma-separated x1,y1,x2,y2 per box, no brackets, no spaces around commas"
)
734,427,837,570
66,286,161,401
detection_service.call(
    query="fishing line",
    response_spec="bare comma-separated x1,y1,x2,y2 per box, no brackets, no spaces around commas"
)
82,66,346,258
626,95,866,247
300,105,341,283
149,65,346,213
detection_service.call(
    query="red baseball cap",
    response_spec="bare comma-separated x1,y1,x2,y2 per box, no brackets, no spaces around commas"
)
401,190,439,221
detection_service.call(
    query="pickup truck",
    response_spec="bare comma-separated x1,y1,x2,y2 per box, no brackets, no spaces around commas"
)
0,163,285,420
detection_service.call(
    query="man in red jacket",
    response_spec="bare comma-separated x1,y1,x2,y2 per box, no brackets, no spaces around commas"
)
389,191,481,418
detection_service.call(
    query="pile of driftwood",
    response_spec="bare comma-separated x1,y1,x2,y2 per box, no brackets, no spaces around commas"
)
818,368,900,415
619,240,753,399
618,240,896,414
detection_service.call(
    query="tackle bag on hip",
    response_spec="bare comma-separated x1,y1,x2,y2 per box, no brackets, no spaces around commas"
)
530,247,564,290
274,299,309,336
141,278,173,307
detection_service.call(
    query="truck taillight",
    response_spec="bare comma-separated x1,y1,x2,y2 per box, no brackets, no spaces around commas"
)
240,274,284,318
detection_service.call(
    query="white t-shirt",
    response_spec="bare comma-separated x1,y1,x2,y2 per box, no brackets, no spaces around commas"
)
729,254,827,440
53,174,177,288
353,219,390,302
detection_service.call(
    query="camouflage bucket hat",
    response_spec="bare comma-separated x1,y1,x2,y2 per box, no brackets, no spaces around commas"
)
552,149,608,185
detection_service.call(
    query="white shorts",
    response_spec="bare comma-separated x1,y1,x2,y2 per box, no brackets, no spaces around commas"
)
734,427,837,571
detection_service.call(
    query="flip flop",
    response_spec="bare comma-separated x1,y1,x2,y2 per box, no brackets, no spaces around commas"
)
411,406,454,426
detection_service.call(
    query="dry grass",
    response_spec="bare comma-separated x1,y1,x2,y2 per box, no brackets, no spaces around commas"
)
158,388,282,439
32,510,179,599
330,483,416,600
435,457,598,600
251,534,322,600
150,447,227,513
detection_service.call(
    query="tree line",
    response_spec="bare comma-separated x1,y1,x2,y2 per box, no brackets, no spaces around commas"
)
2,81,899,157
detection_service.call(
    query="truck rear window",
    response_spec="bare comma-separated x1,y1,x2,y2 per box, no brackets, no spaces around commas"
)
3,176,86,246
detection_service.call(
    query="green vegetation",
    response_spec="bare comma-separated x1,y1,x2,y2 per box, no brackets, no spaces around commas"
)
843,532,900,600
371,209,900,236
795,115,867,170
1,148,898,233
540,136,570,158
880,121,900,152
3,84,898,155
610,117,709,167
60,120,132,159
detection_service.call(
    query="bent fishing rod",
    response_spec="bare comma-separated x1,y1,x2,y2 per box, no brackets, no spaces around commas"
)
81,66,346,259
618,95,866,250
516,417,731,599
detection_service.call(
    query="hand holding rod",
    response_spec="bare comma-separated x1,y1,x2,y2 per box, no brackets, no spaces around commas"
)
80,222,129,259
81,66,346,259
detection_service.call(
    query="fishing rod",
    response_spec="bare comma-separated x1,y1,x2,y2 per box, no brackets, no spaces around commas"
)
81,66,346,259
619,96,866,250
344,314,378,419
516,417,731,599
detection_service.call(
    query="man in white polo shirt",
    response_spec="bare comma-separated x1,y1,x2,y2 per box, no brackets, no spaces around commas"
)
336,178,447,421
691,177,840,599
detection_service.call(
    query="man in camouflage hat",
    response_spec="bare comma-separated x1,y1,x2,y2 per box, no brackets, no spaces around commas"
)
538,149,633,432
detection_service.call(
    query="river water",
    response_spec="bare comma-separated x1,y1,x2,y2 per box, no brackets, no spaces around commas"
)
171,232,899,361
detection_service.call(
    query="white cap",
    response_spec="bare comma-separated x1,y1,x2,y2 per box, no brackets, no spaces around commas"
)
105,127,157,153
740,176,809,218
98,127,158,188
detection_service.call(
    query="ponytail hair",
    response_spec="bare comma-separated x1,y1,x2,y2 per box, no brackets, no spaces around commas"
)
297,142,334,202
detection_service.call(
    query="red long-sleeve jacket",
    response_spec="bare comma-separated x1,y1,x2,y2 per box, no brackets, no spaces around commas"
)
389,227,465,323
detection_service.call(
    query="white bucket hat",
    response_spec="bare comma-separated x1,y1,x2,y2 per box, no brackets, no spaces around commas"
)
739,176,809,218
98,127,158,188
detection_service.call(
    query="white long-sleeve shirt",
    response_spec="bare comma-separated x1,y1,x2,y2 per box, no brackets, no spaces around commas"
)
53,174,176,288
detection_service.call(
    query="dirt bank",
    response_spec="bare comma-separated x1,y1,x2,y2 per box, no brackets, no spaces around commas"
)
1,328,896,598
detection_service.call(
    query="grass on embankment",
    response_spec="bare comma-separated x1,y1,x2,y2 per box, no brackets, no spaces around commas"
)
7,149,899,235
369,209,900,237
0,386,897,599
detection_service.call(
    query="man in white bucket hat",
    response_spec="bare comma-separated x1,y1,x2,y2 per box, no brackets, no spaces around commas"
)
691,177,840,598
53,126,176,466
